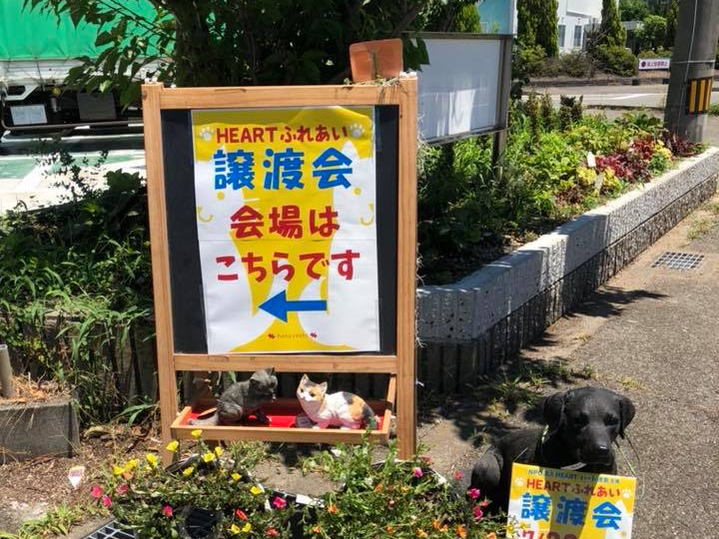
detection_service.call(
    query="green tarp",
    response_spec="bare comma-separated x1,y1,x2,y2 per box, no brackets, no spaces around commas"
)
0,0,155,60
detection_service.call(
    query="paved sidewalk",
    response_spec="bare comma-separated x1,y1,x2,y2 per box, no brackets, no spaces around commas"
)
405,191,719,539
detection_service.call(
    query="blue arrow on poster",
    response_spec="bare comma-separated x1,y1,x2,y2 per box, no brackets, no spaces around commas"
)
259,290,327,322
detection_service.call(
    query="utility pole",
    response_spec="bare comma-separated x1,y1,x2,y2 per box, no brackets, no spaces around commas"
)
664,0,719,142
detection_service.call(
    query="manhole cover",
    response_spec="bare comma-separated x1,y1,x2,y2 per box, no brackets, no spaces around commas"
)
651,251,705,271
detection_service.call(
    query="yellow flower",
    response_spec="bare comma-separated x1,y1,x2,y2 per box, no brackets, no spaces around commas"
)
126,459,139,470
241,523,251,533
183,466,194,477
112,465,125,476
230,524,241,535
401,486,410,493
166,440,179,453
431,519,447,532
203,452,216,463
506,524,515,537
311,526,321,534
326,504,338,514
386,526,395,534
416,529,428,538
231,472,242,482
250,485,262,496
214,446,224,457
456,525,467,539
146,453,159,468
520,523,528,530
191,429,203,438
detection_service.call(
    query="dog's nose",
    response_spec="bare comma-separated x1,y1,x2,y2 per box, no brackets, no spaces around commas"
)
593,444,610,457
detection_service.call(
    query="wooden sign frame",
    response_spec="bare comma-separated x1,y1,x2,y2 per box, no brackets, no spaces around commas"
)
141,77,418,462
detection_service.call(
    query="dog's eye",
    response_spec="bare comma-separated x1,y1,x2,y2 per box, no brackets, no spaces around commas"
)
605,415,619,426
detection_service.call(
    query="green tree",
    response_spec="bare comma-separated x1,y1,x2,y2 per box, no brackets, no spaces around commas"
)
517,0,538,47
453,4,481,33
619,0,650,21
535,0,559,56
26,0,475,106
636,14,667,51
599,0,627,47
517,0,557,56
664,0,679,48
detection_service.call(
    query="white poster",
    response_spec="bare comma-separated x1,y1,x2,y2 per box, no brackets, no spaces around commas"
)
191,106,380,354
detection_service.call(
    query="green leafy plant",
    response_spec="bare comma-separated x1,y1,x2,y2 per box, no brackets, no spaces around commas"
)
592,44,638,76
97,435,290,539
0,149,153,425
301,438,504,539
27,0,476,107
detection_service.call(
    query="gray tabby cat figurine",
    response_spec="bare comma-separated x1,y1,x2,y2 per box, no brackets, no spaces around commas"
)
190,368,277,426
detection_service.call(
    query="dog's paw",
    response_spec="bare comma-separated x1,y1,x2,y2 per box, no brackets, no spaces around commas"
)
348,123,365,139
198,126,213,141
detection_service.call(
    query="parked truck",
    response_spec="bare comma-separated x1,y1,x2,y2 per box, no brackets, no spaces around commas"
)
0,0,156,141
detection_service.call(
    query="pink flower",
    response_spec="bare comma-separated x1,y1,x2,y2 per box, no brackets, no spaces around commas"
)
412,467,424,478
480,500,490,508
90,485,103,499
163,505,173,517
101,495,112,508
453,471,464,481
473,506,484,520
115,484,129,496
467,488,481,500
235,509,248,520
272,496,287,510
266,528,279,537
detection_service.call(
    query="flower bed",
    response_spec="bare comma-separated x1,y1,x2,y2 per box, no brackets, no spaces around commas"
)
419,102,702,285
93,435,506,539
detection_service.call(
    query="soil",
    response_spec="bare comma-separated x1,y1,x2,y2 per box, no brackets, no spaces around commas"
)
0,374,68,404
0,422,162,534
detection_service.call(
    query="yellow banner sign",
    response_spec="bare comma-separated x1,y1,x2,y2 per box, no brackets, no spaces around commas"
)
508,463,636,539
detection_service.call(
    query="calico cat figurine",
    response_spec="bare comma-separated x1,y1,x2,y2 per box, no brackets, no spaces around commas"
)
190,368,277,426
296,374,376,429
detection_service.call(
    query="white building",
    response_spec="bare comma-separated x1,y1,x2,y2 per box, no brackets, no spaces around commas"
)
477,0,612,53
556,0,603,52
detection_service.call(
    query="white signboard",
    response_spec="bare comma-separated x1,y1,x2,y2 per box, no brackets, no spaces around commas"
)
415,36,508,142
191,107,380,354
638,58,670,70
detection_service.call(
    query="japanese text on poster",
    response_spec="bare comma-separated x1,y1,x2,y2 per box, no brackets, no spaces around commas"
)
191,107,380,353
508,463,636,539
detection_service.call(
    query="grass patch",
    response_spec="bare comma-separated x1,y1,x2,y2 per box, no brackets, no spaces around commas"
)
0,502,107,539
687,216,716,240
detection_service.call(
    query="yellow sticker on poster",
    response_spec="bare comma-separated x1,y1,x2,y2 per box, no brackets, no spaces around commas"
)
507,463,636,539
191,107,379,354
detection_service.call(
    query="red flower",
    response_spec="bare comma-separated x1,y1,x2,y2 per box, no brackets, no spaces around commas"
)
235,509,248,520
473,506,484,520
90,485,103,499
265,528,279,537
467,488,480,500
115,484,129,496
480,500,490,508
453,471,464,481
101,495,112,508
163,505,173,517
272,496,287,510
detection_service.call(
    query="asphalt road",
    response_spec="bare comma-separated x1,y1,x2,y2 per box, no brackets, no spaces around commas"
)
537,83,719,109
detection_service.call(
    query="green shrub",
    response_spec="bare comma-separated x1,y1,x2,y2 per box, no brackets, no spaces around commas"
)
558,50,594,78
517,44,548,76
637,47,671,58
593,44,638,76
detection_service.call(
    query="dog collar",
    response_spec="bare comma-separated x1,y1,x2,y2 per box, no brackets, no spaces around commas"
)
540,426,586,470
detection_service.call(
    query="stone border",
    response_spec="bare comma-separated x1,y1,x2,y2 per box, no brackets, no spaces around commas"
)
416,148,719,393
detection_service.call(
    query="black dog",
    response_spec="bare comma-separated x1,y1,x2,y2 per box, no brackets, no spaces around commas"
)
470,386,635,512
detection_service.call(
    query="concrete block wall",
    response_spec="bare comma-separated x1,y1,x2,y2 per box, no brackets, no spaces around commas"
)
415,148,719,394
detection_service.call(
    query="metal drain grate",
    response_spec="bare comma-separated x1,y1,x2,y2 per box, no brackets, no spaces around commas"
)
83,520,135,539
651,251,705,271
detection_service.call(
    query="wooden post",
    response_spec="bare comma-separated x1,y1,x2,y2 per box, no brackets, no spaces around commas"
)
142,83,179,464
0,344,15,399
397,77,418,459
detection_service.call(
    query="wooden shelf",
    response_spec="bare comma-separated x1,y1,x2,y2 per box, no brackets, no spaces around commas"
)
171,377,395,445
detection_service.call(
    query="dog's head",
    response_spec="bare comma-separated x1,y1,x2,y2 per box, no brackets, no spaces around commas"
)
543,387,635,466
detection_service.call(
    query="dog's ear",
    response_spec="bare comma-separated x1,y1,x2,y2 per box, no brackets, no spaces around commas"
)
543,391,567,436
618,395,635,438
